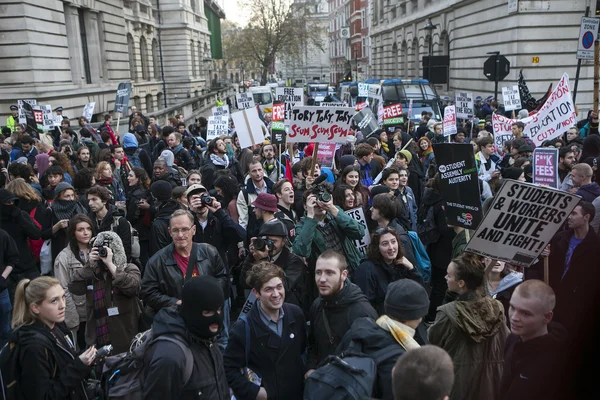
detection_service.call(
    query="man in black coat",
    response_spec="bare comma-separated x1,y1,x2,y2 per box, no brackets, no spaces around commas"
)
305,250,377,376
167,131,196,171
143,276,229,399
148,180,183,256
0,228,18,345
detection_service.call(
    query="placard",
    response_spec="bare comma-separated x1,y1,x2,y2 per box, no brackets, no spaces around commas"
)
352,107,379,137
231,107,266,149
532,147,559,188
82,102,96,121
21,102,38,133
502,86,522,111
275,87,304,126
113,82,132,114
443,105,457,136
54,113,63,127
207,115,229,140
212,105,230,116
345,207,370,249
288,106,354,143
18,99,37,124
40,105,55,130
455,92,473,119
382,104,404,125
358,83,368,97
464,180,580,268
236,92,255,110
433,143,483,229
316,143,336,169
407,99,413,120
271,102,286,145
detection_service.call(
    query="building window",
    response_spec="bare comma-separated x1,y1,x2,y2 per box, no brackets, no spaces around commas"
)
360,9,365,28
191,41,196,78
145,94,154,113
402,41,408,77
400,3,406,16
124,0,131,8
140,36,149,80
152,39,160,80
127,34,137,81
78,9,92,84
157,93,164,109
411,0,418,12
191,0,196,12
362,37,367,60
392,43,398,78
198,43,203,76
140,4,148,14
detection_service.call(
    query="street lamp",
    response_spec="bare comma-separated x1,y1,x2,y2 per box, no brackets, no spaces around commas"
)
423,18,436,80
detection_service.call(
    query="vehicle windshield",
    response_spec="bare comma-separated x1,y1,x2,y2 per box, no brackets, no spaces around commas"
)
349,86,358,97
308,84,328,92
252,92,273,105
403,102,442,121
382,85,402,105
402,84,437,99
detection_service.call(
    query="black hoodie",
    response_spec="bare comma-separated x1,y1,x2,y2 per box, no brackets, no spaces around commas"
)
149,200,183,256
142,306,229,400
307,281,378,369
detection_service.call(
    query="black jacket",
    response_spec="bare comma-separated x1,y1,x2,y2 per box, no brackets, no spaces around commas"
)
0,205,41,274
149,200,183,256
125,186,150,241
407,156,425,205
354,258,424,315
307,281,378,369
124,147,153,177
200,153,243,190
88,205,132,261
143,306,229,400
141,242,228,315
173,147,197,171
0,228,18,291
420,187,455,269
224,302,307,400
10,322,91,400
152,173,181,188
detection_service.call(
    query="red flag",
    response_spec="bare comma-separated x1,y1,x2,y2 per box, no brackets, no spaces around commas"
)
285,157,293,182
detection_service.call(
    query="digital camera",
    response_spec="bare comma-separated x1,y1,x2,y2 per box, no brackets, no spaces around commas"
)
254,236,274,252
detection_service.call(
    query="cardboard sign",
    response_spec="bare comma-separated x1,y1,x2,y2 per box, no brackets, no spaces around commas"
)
113,82,132,114
352,107,379,137
320,102,344,107
231,107,266,149
502,86,522,111
316,143,336,169
382,104,404,125
288,106,354,143
275,87,304,125
82,102,96,121
358,83,368,97
345,207,370,249
433,143,483,229
355,102,368,111
464,180,580,267
40,105,55,130
212,105,230,116
207,116,229,140
236,92,255,110
18,99,37,124
21,102,38,133
443,105,457,136
455,92,473,119
532,147,559,188
54,113,63,127
271,102,286,145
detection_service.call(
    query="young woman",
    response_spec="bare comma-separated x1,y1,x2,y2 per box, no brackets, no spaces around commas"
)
397,167,418,232
428,253,510,400
485,259,523,323
185,169,202,186
40,165,65,202
417,136,435,177
354,227,423,314
214,174,241,222
332,184,355,211
54,215,95,349
50,152,74,184
126,166,151,268
338,165,369,208
94,161,125,202
10,276,97,400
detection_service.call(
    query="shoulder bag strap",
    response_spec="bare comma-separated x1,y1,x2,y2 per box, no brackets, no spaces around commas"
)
184,243,198,282
240,315,251,366
153,335,194,385
321,308,336,345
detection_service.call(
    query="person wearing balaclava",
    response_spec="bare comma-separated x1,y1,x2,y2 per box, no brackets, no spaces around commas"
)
142,276,229,399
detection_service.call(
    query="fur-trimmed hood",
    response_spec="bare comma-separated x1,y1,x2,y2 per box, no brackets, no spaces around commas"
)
93,230,127,268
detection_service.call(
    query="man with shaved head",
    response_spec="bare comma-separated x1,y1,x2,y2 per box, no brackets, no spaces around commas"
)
572,163,600,201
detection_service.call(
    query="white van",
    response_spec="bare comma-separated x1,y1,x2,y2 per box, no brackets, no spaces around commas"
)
248,86,274,113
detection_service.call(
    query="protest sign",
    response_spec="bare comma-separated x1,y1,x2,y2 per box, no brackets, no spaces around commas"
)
316,143,336,169
288,106,354,143
502,85,522,111
492,113,515,148
113,82,132,114
464,180,580,267
433,143,483,229
532,147,559,188
320,102,344,107
54,113,63,127
212,105,230,116
238,291,257,319
271,102,286,145
206,115,229,140
275,87,304,126
345,207,370,250
236,92,255,110
231,107,266,149
455,92,473,119
382,104,404,125
352,107,379,137
355,102,368,111
82,102,96,121
18,99,37,124
358,83,368,97
21,102,38,133
407,99,413,120
40,105,55,130
443,105,457,136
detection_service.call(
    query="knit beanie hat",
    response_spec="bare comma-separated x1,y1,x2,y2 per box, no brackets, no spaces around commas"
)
384,280,430,321
159,150,175,167
54,182,74,199
399,149,413,164
123,133,138,149
180,276,224,339
151,180,173,202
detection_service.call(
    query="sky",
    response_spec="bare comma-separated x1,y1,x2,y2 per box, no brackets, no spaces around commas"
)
221,0,249,27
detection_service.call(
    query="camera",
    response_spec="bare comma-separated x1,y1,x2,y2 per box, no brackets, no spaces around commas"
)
95,240,110,258
314,184,331,203
254,236,274,252
200,193,213,206
95,344,113,359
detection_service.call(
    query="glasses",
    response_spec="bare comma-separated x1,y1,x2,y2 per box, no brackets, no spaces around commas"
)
170,226,194,235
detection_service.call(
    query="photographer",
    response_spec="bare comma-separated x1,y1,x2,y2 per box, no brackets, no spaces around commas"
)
292,178,365,276
69,231,141,354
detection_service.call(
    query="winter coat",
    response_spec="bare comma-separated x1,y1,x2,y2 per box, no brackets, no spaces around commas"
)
307,281,378,369
201,154,243,189
141,242,227,316
420,188,455,269
407,156,425,205
576,182,600,202
173,147,197,172
88,205,132,261
0,206,41,274
97,177,126,202
142,306,229,400
125,185,150,242
53,246,88,331
498,322,568,400
152,173,181,188
224,302,307,400
428,292,510,400
0,228,18,280
236,177,275,237
124,146,153,177
149,200,183,256
69,260,141,354
354,258,424,315
10,321,91,400
397,186,418,231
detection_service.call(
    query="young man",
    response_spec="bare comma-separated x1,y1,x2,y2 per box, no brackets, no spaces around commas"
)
305,250,377,376
167,132,197,171
511,121,535,148
261,143,285,182
123,132,153,176
499,280,566,400
74,146,94,173
237,160,275,239
572,163,600,201
152,159,181,188
252,192,278,226
12,135,37,167
224,263,306,400
148,180,183,255
475,136,500,182
355,143,376,186
558,147,575,190
86,185,133,260
273,178,297,243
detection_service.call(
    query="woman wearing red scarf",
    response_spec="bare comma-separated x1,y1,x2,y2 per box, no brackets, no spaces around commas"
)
418,136,435,177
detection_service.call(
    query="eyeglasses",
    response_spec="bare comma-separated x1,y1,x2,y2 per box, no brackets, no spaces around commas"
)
170,226,194,235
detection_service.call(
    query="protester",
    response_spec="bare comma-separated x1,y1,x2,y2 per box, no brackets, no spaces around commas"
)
148,180,182,255
355,143,376,187
0,228,17,345
126,167,151,266
237,160,275,239
94,161,126,202
485,259,523,322
152,158,181,188
558,146,576,190
572,163,600,200
272,178,297,240
337,165,368,208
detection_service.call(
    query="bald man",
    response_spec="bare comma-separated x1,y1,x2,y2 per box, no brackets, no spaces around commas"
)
499,280,566,400
572,163,600,201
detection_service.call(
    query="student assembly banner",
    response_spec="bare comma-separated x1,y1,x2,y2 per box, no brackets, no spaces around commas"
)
433,143,483,229
288,106,354,143
464,180,580,268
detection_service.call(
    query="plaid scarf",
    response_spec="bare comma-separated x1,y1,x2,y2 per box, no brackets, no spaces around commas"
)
93,272,110,346
376,315,420,351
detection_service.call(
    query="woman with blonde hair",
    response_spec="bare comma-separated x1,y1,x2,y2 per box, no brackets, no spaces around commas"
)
94,161,125,202
9,276,97,400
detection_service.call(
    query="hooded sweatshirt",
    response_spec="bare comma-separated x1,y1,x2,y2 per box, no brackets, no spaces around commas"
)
576,182,600,202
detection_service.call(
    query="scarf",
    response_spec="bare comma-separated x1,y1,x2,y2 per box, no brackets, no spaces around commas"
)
210,153,229,168
376,315,420,351
97,176,113,186
93,270,110,346
51,198,87,221
381,141,390,154
172,143,184,155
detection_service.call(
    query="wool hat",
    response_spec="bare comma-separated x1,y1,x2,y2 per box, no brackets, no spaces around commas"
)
502,167,524,181
151,180,173,202
384,279,430,321
259,219,288,237
159,150,175,167
518,144,533,154
518,109,529,119
251,193,278,212
54,182,74,199
399,149,413,164
123,133,138,149
0,189,18,204
185,183,207,198
370,185,392,198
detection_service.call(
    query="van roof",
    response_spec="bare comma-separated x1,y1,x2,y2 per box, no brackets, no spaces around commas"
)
248,86,272,92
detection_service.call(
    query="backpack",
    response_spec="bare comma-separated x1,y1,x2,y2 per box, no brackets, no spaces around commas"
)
407,231,432,281
26,208,44,262
304,340,404,400
110,216,140,259
416,204,440,246
1,341,56,400
102,329,193,400
128,149,143,168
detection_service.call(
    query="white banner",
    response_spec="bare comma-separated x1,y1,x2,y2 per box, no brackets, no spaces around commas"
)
41,105,55,130
82,102,96,121
212,105,230,116
236,93,255,110
18,99,37,124
231,107,266,149
358,83,368,97
275,87,304,126
455,92,473,119
345,207,370,249
443,105,457,136
502,85,522,111
207,115,229,140
288,106,354,143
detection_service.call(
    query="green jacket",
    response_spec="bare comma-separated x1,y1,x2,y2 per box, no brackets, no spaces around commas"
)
5,115,17,133
292,206,365,270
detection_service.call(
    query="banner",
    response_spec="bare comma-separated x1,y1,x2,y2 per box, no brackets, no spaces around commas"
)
236,92,255,110
358,83,368,97
320,102,345,107
207,115,229,140
18,99,37,124
212,105,230,116
382,104,404,125
231,107,266,149
433,143,483,229
41,105,55,130
502,85,522,111
288,106,354,143
316,143,336,169
345,207,370,250
21,102,38,133
355,102,368,111
532,147,559,188
455,92,473,119
271,102,286,145
443,105,457,136
275,87,304,125
113,82,132,114
464,180,580,267
352,107,379,137
82,102,96,121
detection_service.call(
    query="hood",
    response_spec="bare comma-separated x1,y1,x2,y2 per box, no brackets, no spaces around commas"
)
581,134,600,162
454,294,506,343
106,204,125,219
93,230,127,267
494,271,523,295
155,199,181,220
421,187,443,207
10,322,55,349
322,280,371,310
579,183,600,197
152,306,189,338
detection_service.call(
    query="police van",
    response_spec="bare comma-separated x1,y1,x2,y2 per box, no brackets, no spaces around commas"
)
248,86,274,113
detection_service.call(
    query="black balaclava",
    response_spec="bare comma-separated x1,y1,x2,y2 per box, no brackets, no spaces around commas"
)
179,276,224,339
